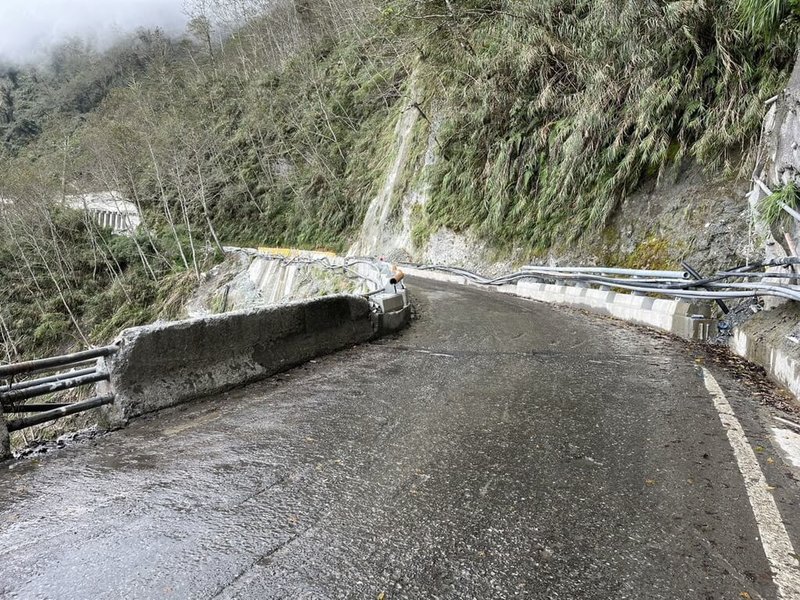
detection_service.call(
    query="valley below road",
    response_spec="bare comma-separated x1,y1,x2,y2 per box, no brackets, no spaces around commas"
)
1,278,799,599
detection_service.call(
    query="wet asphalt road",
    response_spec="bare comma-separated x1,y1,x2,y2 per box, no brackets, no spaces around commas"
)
1,278,800,599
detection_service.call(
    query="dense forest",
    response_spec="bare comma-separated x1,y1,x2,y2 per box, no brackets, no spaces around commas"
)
1,0,799,361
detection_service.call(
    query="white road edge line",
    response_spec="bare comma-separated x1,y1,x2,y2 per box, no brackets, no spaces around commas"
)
701,367,800,599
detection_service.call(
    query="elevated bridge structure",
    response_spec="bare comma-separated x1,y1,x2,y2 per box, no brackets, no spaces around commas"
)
0,191,140,234
63,191,140,233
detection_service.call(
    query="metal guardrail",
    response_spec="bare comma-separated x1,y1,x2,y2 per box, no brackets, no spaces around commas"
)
1,345,118,433
0,345,118,378
4,367,98,392
2,371,110,403
261,252,413,314
399,257,800,303
6,395,115,433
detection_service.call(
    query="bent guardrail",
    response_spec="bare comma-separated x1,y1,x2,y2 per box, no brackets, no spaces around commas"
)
398,257,800,343
399,257,800,303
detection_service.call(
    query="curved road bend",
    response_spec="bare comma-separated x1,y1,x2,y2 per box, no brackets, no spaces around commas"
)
1,277,800,599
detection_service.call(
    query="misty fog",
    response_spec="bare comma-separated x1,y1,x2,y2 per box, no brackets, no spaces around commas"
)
0,0,190,63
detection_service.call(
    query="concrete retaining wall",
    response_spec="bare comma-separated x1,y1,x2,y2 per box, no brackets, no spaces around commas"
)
100,295,378,428
247,258,302,304
404,268,715,341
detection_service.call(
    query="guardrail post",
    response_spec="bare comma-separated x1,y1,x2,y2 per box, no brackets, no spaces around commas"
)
0,404,9,460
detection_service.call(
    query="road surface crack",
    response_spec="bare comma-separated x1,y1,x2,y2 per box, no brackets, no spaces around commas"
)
208,512,330,599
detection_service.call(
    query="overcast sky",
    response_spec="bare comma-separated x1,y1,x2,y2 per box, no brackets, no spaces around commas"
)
0,0,190,63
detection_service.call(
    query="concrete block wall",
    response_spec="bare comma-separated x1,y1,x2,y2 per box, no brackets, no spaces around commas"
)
100,295,379,428
731,330,800,400
729,304,800,401
500,280,715,341
0,292,412,459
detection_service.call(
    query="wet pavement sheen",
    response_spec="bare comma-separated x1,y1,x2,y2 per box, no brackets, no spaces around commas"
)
1,278,799,599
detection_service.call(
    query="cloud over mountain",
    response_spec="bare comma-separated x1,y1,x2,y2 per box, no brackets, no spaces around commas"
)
0,0,188,62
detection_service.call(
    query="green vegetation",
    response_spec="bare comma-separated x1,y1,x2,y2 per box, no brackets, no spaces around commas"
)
0,0,798,359
0,203,201,359
415,1,798,251
760,181,799,226
410,203,436,250
620,237,675,272
736,0,800,39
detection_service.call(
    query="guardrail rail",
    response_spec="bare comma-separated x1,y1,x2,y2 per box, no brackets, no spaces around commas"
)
399,257,800,303
0,345,118,433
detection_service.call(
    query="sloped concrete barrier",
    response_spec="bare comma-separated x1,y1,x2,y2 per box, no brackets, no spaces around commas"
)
379,302,412,333
100,295,380,428
730,304,800,400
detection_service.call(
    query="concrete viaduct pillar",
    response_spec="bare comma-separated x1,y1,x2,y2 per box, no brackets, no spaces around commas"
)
90,209,133,232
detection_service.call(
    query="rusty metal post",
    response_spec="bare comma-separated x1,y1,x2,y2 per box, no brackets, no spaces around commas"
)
0,346,117,378
6,395,115,432
4,404,71,413
4,367,97,393
0,371,109,404
681,261,730,315
0,403,8,460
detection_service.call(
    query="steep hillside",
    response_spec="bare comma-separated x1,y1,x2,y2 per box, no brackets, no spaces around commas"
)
1,0,799,359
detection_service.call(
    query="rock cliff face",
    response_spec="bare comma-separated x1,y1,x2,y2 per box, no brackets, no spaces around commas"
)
765,55,800,190
731,68,800,398
348,85,423,259
751,54,800,260
742,54,800,310
347,76,758,275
